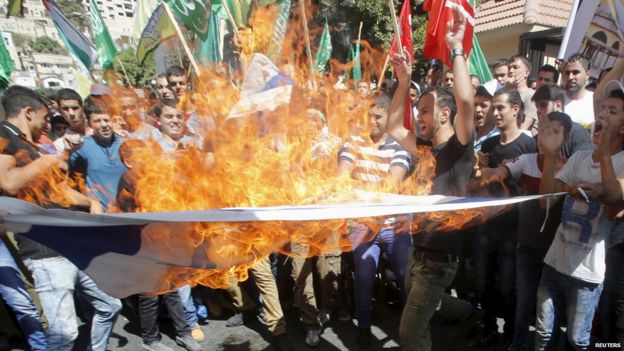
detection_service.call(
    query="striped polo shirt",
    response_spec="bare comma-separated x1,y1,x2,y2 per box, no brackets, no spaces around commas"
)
338,135,412,183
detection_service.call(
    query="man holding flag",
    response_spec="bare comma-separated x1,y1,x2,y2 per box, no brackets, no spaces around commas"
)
387,5,480,351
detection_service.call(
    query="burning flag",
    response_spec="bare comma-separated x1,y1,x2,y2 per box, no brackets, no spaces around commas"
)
423,0,474,68
227,53,294,119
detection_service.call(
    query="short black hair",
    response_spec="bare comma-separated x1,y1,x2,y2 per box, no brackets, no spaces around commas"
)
490,58,508,70
508,55,532,73
83,95,111,121
146,103,162,118
494,87,524,113
2,86,48,118
566,53,591,71
425,86,457,124
532,84,565,103
546,111,573,134
539,64,559,83
166,65,186,79
55,88,82,107
51,114,68,126
161,98,179,109
609,89,624,102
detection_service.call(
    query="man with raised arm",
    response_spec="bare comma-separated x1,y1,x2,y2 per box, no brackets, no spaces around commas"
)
386,8,479,351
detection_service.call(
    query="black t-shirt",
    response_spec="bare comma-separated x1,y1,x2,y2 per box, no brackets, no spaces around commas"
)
481,133,537,235
413,133,475,254
0,121,61,260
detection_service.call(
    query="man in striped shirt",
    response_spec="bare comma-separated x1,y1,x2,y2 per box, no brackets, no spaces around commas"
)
338,93,413,349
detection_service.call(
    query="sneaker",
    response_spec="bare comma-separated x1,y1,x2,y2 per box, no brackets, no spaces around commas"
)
273,333,294,351
142,341,173,351
226,312,244,327
190,324,205,342
305,328,322,347
357,327,373,349
318,309,331,325
175,334,202,351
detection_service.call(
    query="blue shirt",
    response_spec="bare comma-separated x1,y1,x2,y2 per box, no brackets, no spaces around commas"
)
70,135,127,210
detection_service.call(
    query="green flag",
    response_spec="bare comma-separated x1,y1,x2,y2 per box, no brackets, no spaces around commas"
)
195,3,227,65
266,0,291,63
166,0,211,41
222,0,252,28
314,20,332,75
4,0,22,17
0,32,14,88
467,0,492,83
87,0,117,69
352,42,362,84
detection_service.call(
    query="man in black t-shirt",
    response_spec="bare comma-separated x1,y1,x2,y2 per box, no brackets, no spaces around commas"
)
386,9,479,351
473,88,537,347
0,86,122,351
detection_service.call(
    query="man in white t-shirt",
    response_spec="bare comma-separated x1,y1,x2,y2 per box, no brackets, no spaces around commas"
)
563,54,594,131
507,55,537,131
536,78,624,350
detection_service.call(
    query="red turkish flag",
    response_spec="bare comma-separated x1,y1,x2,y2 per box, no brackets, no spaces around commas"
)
423,0,474,68
388,0,414,130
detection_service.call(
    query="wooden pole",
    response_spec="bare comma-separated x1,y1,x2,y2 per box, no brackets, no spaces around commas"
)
298,0,316,89
387,0,403,57
357,21,363,44
220,1,241,43
116,57,133,88
378,54,390,85
163,1,202,77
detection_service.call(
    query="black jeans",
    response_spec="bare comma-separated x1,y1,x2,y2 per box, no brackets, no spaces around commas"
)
138,291,190,344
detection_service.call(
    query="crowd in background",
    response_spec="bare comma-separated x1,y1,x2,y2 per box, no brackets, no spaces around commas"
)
0,15,623,351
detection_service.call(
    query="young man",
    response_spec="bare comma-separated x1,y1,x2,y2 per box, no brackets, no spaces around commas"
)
536,74,624,350
474,80,500,151
507,55,538,131
155,73,174,100
491,58,509,87
474,88,537,347
117,89,161,141
443,70,454,89
357,81,371,98
0,86,121,351
476,112,573,351
166,66,189,100
53,88,89,154
563,54,594,130
532,84,592,158
338,93,413,349
535,64,559,90
387,9,479,351
68,96,127,211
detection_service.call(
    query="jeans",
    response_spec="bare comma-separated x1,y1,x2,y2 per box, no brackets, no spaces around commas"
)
177,285,199,327
24,256,122,351
600,243,624,344
139,290,190,344
350,225,411,329
473,228,517,339
535,265,603,351
0,240,46,350
513,244,549,351
399,249,473,351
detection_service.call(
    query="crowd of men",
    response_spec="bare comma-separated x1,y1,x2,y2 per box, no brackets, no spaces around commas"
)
0,10,623,351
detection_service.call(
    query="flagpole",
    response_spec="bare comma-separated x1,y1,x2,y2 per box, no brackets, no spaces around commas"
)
357,21,363,44
162,1,201,77
388,0,403,57
220,1,241,43
116,57,133,89
298,0,316,89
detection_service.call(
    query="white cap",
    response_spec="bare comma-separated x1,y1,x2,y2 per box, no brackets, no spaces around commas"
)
604,77,624,97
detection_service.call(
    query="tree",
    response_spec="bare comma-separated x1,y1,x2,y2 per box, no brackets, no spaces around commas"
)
11,33,31,50
56,0,89,35
112,48,156,88
28,37,68,55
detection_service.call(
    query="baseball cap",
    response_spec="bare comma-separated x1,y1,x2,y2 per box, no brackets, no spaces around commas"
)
604,77,624,97
475,79,501,99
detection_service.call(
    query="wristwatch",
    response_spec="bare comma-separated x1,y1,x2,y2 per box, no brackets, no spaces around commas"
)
449,48,465,62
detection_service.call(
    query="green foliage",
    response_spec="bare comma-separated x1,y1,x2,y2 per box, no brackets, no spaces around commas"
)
28,37,68,55
113,48,156,88
11,33,31,49
56,0,89,34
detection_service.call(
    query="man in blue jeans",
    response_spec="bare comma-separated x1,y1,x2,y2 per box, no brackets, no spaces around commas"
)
338,93,413,348
0,86,122,350
536,78,624,350
0,236,46,350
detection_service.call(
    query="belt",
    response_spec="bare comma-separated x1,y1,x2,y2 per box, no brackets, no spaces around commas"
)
414,250,459,263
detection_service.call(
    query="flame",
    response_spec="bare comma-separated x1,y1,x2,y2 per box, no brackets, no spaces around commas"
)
16,1,508,293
